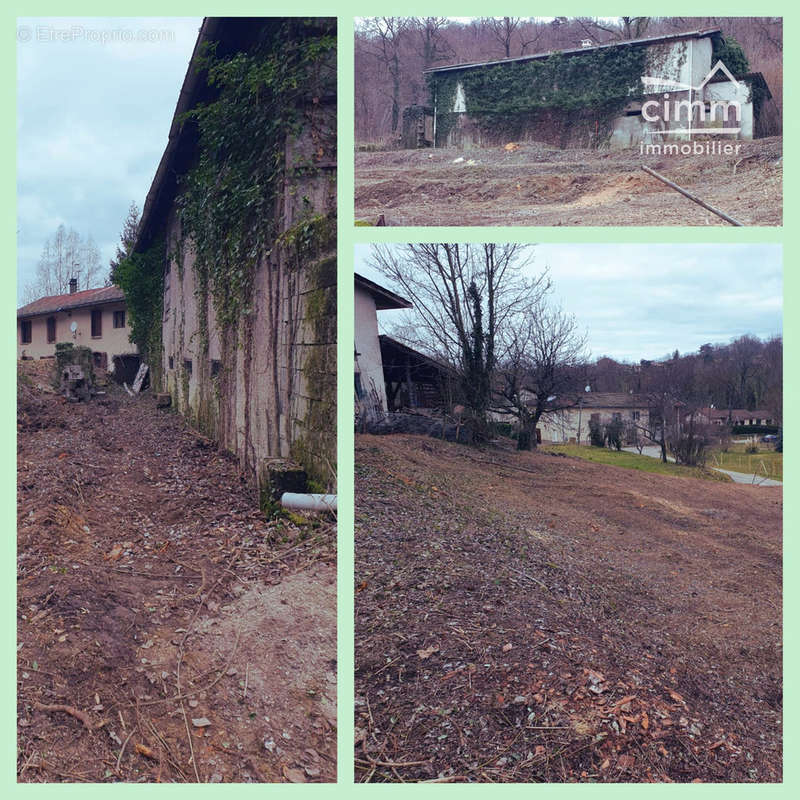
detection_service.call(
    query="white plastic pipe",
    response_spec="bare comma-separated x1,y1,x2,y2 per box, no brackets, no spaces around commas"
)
280,493,337,513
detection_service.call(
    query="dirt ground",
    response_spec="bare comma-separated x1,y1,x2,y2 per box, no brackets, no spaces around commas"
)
354,136,782,226
354,434,782,783
17,361,336,783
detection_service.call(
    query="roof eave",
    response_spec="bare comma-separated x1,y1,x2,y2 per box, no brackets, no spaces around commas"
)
425,28,723,76
355,273,412,310
135,17,220,252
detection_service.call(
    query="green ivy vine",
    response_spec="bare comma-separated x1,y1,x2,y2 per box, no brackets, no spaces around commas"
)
712,36,749,76
428,46,647,145
176,18,336,340
113,238,165,365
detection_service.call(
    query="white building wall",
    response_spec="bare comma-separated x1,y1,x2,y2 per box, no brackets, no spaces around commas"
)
18,303,136,361
355,286,389,415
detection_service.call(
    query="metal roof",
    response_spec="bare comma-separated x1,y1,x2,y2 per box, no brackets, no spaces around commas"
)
425,28,722,76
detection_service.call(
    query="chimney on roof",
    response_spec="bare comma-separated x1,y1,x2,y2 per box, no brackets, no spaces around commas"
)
69,278,77,294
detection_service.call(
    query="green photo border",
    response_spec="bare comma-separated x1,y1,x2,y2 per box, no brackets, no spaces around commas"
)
6,2,791,795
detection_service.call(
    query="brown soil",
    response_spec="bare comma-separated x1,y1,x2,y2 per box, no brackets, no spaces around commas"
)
354,137,782,226
17,361,336,783
354,434,782,783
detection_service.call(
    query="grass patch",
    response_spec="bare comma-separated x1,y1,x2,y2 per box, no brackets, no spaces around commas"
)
707,445,782,480
542,444,732,482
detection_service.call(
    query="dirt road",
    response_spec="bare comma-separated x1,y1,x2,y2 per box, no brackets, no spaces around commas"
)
17,363,336,783
355,137,782,226
354,434,782,783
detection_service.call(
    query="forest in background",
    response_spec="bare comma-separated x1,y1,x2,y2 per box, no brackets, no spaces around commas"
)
354,16,783,143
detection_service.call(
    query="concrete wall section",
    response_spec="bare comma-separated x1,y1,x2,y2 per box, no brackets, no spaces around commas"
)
354,286,388,416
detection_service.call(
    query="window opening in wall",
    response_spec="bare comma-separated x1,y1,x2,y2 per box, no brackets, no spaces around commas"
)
113,310,126,328
20,320,32,344
91,309,102,338
47,316,56,343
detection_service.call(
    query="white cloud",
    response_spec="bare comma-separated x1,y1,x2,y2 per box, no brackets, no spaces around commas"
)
17,16,202,303
356,243,782,363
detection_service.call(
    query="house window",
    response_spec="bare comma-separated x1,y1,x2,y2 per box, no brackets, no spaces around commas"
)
211,359,221,378
184,359,192,376
91,309,102,338
47,316,56,343
20,320,32,344
113,310,126,329
632,410,641,421
168,356,174,370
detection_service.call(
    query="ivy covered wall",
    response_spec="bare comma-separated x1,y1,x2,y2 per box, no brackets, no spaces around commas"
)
429,44,647,148
427,34,752,149
158,18,337,490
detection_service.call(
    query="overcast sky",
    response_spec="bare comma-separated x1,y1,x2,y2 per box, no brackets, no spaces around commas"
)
355,243,782,363
16,17,203,304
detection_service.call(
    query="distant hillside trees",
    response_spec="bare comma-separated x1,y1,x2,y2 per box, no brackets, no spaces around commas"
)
355,16,782,143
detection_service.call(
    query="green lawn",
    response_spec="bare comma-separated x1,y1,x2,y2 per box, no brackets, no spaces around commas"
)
707,444,783,480
541,444,732,482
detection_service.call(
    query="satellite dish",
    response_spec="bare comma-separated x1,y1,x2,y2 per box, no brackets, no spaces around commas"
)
585,385,591,392
70,321,78,333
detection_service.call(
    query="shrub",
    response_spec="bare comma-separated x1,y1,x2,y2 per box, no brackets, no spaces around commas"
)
605,418,624,451
588,418,605,447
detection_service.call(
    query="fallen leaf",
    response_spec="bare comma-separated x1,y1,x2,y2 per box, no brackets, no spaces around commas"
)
105,545,123,562
709,740,726,750
641,712,650,730
191,717,211,728
502,643,513,652
613,695,636,712
283,766,306,783
416,645,439,659
135,743,157,759
618,754,635,770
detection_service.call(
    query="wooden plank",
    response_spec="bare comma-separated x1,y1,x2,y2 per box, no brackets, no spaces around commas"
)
132,363,149,394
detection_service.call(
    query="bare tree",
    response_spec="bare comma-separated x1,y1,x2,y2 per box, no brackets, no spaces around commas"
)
363,17,410,135
24,224,102,303
496,305,588,450
368,243,550,439
485,16,522,59
576,16,651,42
412,17,454,70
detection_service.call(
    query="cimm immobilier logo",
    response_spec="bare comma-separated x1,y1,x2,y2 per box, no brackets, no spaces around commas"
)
639,60,744,156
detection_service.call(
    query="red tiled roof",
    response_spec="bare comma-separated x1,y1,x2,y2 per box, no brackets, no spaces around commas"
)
17,286,126,318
